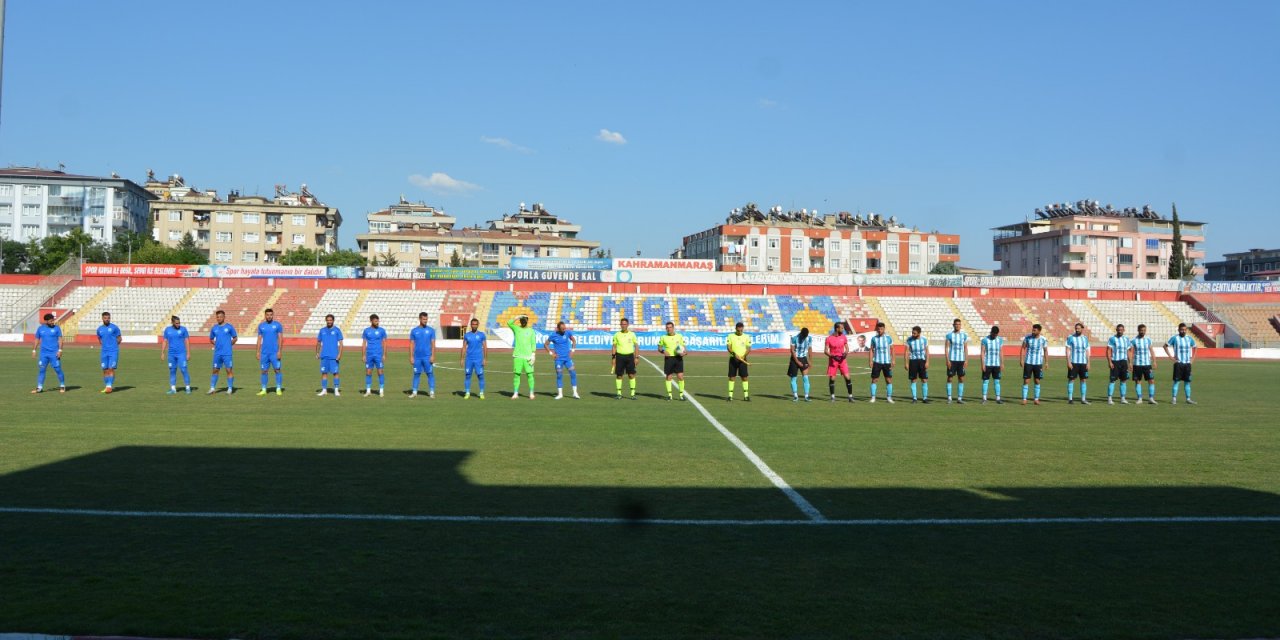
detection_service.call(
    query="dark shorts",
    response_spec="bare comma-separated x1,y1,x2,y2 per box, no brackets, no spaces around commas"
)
1132,365,1153,381
728,357,749,378
946,361,966,378
1109,360,1130,382
1023,363,1044,380
663,355,684,376
1172,362,1192,382
787,356,811,377
1068,362,1089,380
871,362,892,379
981,365,1002,380
614,354,636,376
908,359,928,380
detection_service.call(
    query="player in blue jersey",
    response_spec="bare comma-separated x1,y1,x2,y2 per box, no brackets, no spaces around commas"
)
1064,322,1091,405
208,310,238,395
545,321,579,399
980,325,1004,404
460,317,487,399
904,325,930,403
315,314,344,397
1020,323,1048,405
256,308,285,396
788,327,813,402
31,313,66,393
1163,323,1197,405
1106,324,1131,405
409,312,437,398
944,318,968,404
96,311,122,394
1130,324,1157,404
867,322,895,403
361,314,388,397
161,316,192,394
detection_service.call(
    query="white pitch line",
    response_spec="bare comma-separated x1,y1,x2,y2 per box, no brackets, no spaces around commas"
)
1,506,1277,527
638,355,827,521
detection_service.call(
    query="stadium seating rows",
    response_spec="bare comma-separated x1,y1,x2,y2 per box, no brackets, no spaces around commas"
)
1210,304,1280,346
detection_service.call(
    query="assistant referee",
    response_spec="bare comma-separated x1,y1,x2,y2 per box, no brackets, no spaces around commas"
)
612,318,638,400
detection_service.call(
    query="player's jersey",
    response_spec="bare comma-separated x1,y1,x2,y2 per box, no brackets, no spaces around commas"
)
210,322,238,356
507,320,537,358
162,326,190,356
658,333,686,356
1023,335,1048,365
1167,334,1196,363
613,330,638,356
906,335,928,360
257,321,284,355
727,333,751,358
35,324,62,354
463,330,486,360
945,331,969,361
97,323,121,355
316,326,343,359
791,334,812,358
981,336,1004,366
410,325,436,359
825,334,848,358
1131,336,1153,366
362,326,388,357
1107,335,1131,361
1065,334,1090,364
547,331,574,358
869,334,893,364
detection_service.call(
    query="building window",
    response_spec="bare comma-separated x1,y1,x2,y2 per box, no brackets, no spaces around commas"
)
909,261,920,272
867,241,880,252
850,259,862,271
215,231,232,243
215,251,233,261
215,211,234,223
940,244,960,255
292,234,305,245
867,257,880,269
23,186,40,197
522,246,536,258
749,256,759,268
400,242,414,253
791,257,804,270
888,260,899,272
791,238,804,250
547,247,560,257
242,251,259,263
1120,237,1133,248
570,248,584,258
929,244,939,255
0,185,11,196
830,258,841,270
373,242,389,253
886,243,897,254
767,238,779,250
265,214,283,226
292,215,306,226
22,204,40,217
766,256,780,269
168,230,183,241
1146,238,1160,250
23,225,40,239
750,237,760,248
849,241,862,252
242,213,260,224
244,232,260,243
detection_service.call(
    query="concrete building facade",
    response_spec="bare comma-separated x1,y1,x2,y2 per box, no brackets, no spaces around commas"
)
0,167,154,245
1204,248,1280,281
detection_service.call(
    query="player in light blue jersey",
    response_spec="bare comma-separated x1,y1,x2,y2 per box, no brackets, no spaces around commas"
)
1064,322,1091,404
867,322,894,403
31,313,66,393
788,328,813,401
256,308,285,396
315,314,344,397
980,326,1004,404
460,317,487,399
362,314,388,397
161,316,192,394
1163,323,1197,405
1130,324,1157,404
904,326,930,403
545,321,578,399
1106,324,1132,404
208,310,238,395
944,318,968,403
1020,324,1048,405
409,312,437,398
96,311,122,394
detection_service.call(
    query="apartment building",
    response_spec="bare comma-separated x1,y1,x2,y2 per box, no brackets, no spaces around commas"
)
0,166,154,245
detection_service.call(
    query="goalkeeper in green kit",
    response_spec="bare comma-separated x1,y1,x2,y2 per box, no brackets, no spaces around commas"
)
509,315,538,399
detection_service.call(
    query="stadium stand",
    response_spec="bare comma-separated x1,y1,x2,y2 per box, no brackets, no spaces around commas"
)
1018,299,1088,343
878,296,960,341
271,289,328,336
300,289,362,334
969,298,1032,334
170,288,233,334
350,289,447,336
0,285,33,312
1063,300,1113,339
1086,300,1210,346
1210,304,1280,346
76,287,190,334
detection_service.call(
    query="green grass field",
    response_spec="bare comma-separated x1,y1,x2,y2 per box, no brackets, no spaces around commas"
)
2,346,1278,639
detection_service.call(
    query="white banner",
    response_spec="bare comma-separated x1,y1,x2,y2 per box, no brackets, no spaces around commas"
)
613,258,715,272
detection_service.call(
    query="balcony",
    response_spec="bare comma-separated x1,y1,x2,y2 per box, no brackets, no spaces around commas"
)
808,247,824,257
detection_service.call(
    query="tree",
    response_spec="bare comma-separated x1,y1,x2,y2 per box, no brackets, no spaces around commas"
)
592,249,606,259
31,229,108,273
321,249,368,267
175,232,206,264
929,261,960,275
373,252,398,267
1,240,33,274
279,247,319,266
449,249,462,267
1167,203,1193,280
108,230,150,264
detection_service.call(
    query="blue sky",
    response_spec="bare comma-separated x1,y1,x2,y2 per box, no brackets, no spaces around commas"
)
2,0,1277,266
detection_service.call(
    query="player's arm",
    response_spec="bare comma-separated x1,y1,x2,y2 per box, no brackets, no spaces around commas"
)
160,332,168,360
361,332,368,362
481,336,487,364
569,334,576,354
1162,338,1173,359
184,330,191,361
743,339,751,361
1019,339,1027,366
1188,341,1196,364
1107,341,1114,368
1148,344,1156,369
611,336,618,361
316,335,322,359
429,335,436,364
230,327,238,345
255,326,263,361
276,327,284,358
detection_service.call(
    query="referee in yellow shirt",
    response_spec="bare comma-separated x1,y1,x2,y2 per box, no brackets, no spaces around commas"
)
726,321,752,401
611,318,639,400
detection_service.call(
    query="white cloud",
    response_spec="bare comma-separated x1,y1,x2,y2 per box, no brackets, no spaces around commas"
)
408,172,480,194
480,136,534,154
595,128,627,145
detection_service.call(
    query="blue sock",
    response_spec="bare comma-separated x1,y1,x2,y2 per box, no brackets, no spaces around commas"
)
1119,382,1126,398
37,365,46,388
1108,382,1115,397
803,376,810,395
556,369,564,388
212,373,219,389
261,372,268,389
1022,384,1028,400
181,366,190,386
106,375,114,387
275,372,282,389
886,383,893,397
982,380,990,397
790,377,798,395
946,382,953,398
465,374,472,393
870,382,877,398
1080,382,1087,398
228,376,234,389
1171,381,1180,399
478,372,485,392
994,380,1000,398
378,373,385,388
1149,383,1155,399
1034,383,1041,399
922,382,928,399
412,372,421,392
1068,382,1074,400
910,382,918,399
427,371,435,392
53,362,64,385
365,374,372,388
322,378,329,390
569,370,577,387
170,370,177,387
958,382,965,397
330,376,336,388
1135,383,1143,399
1184,383,1192,399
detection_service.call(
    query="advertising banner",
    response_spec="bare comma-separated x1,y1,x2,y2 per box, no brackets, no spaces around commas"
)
81,263,193,277
738,271,845,286
423,267,505,281
963,276,1064,289
1186,281,1279,294
508,257,612,271
365,266,420,280
501,269,604,282
613,258,716,272
194,265,328,279
503,329,793,351
325,266,365,279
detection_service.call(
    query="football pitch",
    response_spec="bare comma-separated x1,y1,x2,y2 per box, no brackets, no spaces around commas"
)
2,346,1278,639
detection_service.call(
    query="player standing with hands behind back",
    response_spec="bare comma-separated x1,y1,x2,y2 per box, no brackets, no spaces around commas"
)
825,322,854,402
657,321,687,401
611,318,638,400
726,322,752,401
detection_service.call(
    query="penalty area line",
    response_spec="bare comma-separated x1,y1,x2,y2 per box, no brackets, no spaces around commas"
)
1,506,1278,527
639,355,827,522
